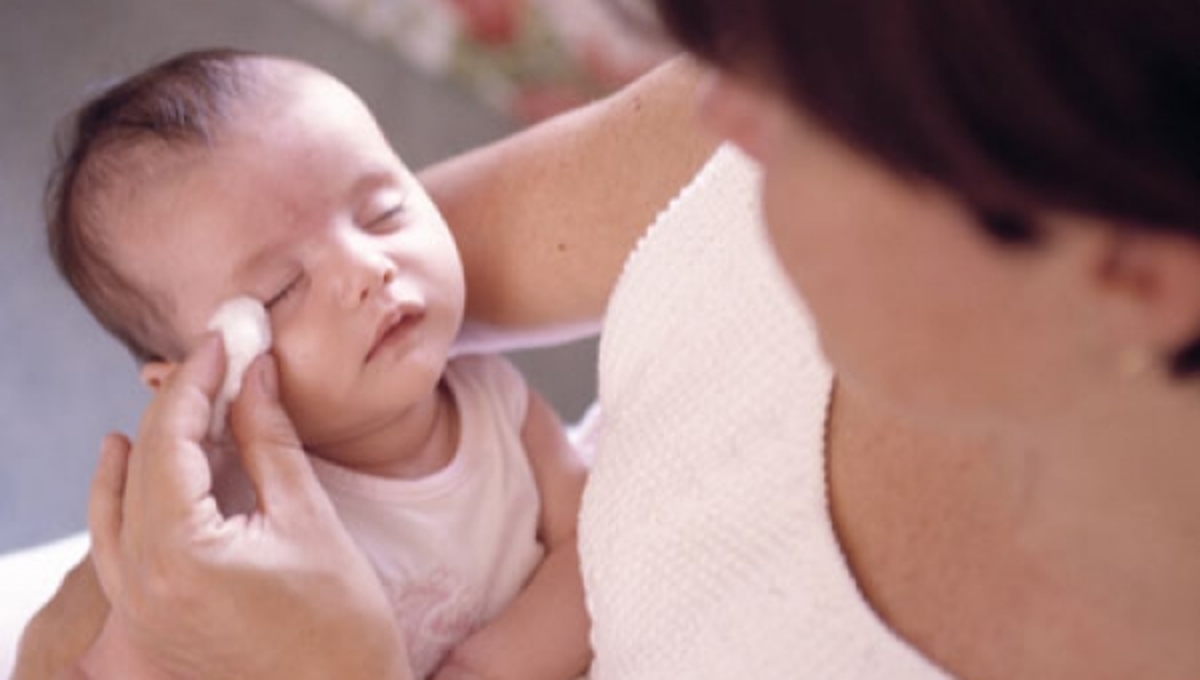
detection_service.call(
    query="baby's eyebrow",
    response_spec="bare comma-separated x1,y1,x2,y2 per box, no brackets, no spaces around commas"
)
233,227,309,292
232,167,405,280
348,167,404,202
235,238,286,284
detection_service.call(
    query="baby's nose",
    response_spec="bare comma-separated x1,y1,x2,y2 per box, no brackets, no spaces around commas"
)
332,232,398,308
345,257,396,307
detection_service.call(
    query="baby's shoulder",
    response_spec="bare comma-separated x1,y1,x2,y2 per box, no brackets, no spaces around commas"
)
446,353,530,425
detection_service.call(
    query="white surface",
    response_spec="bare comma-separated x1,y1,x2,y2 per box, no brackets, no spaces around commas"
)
0,532,90,678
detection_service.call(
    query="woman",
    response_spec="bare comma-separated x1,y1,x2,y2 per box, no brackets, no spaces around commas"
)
642,1,1200,676
18,0,1200,677
553,1,1200,676
648,0,1200,676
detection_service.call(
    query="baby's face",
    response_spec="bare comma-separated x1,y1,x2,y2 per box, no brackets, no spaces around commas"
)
108,66,465,456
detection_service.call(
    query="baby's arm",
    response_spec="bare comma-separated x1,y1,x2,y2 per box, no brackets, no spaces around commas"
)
434,390,590,680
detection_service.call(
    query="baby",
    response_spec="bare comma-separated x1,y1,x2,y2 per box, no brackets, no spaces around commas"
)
46,48,590,679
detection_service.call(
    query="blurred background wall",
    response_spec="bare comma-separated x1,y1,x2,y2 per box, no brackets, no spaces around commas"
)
0,0,627,553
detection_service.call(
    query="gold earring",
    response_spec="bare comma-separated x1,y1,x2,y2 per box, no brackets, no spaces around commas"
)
1117,347,1153,378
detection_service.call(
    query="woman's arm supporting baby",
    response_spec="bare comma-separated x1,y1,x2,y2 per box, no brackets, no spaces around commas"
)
423,55,717,332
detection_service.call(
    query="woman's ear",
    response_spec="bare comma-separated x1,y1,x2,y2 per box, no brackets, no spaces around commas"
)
139,361,179,391
1095,227,1200,349
694,70,777,162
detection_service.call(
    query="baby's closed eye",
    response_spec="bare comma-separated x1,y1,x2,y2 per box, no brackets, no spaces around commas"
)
266,273,305,310
363,203,407,234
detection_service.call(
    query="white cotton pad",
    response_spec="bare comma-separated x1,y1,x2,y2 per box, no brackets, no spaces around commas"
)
206,296,273,441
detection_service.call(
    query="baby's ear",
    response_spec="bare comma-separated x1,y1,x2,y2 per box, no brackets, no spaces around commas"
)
139,361,178,391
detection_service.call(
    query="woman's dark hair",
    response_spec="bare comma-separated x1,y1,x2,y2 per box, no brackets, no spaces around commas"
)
649,0,1200,374
46,48,263,364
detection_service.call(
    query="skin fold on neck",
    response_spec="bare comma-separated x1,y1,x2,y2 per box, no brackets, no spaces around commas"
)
825,377,1200,679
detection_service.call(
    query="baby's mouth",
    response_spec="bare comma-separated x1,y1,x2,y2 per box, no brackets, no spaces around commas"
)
366,308,425,362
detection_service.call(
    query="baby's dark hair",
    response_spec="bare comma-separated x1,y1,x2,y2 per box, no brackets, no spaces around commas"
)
46,47,266,364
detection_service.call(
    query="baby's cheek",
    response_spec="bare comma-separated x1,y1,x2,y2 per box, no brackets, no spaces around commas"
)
270,332,335,438
270,340,308,410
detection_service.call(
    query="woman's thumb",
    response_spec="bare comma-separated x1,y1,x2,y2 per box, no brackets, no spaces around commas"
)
228,354,322,511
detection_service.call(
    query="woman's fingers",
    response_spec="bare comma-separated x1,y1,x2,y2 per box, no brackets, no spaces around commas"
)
229,354,332,519
80,340,413,679
126,335,225,530
90,336,229,644
87,432,132,604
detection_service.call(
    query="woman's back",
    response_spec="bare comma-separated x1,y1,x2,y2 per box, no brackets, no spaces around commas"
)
582,146,947,679
587,144,1200,679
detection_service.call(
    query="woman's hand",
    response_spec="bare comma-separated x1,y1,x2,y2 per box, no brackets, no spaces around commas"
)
86,336,412,680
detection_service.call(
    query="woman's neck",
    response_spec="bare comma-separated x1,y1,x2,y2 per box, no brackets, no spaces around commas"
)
1012,373,1200,629
828,378,1200,677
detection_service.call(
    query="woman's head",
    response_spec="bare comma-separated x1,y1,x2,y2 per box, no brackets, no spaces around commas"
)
652,0,1200,238
647,0,1200,431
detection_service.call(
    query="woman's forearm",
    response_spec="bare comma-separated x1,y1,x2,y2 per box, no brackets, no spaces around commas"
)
421,56,719,330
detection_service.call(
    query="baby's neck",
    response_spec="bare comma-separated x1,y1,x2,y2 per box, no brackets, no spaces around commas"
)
314,380,460,480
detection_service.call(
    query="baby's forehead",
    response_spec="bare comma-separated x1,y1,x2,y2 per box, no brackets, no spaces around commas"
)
94,60,392,241
245,57,356,112
90,138,216,225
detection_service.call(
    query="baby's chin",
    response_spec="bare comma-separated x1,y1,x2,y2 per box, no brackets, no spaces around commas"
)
290,372,452,459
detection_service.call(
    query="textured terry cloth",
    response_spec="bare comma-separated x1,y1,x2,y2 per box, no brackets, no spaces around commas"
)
579,145,951,679
311,354,545,678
